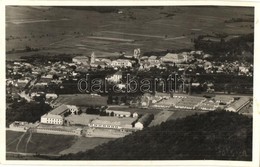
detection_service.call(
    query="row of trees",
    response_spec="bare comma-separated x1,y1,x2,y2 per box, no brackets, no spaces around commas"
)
194,33,254,63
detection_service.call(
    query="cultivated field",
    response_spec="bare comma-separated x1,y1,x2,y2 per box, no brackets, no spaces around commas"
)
6,6,254,60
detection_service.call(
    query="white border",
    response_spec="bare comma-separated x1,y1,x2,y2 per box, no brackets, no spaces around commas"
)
0,1,259,167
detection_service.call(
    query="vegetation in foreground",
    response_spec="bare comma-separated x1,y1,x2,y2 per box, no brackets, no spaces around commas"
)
57,111,252,160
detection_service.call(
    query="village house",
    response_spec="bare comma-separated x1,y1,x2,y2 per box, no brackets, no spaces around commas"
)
106,71,123,83
161,53,187,64
111,59,132,68
45,93,58,99
72,56,89,65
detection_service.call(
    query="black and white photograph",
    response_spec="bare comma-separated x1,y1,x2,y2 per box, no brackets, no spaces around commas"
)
2,1,259,166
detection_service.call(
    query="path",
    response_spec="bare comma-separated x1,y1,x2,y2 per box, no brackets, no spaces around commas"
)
15,131,27,152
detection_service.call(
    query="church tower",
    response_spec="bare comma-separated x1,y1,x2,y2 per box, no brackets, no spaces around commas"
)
90,52,95,64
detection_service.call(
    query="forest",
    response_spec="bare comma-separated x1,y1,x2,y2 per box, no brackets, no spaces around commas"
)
57,111,252,160
6,101,51,127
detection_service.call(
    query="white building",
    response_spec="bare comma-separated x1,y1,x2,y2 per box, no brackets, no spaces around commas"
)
106,71,123,83
134,122,144,130
72,56,89,65
106,109,131,117
46,93,58,99
66,105,79,114
111,59,132,68
41,113,63,125
161,53,187,64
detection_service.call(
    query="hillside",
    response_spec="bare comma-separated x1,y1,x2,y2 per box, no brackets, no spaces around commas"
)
57,111,252,160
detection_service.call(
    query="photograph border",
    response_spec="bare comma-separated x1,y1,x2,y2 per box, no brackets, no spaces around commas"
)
1,1,259,167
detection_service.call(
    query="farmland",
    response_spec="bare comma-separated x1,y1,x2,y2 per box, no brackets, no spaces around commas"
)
6,6,254,61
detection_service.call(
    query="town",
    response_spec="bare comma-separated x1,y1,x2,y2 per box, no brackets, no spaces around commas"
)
5,6,254,161
6,47,253,138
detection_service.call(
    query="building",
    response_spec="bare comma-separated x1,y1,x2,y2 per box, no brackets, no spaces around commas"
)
40,104,70,125
89,116,137,130
9,121,37,132
40,113,64,125
90,60,107,68
66,105,79,115
106,71,123,83
106,109,131,117
111,59,132,68
161,53,187,64
198,101,219,111
225,97,250,112
49,104,69,115
46,93,58,99
175,96,206,110
214,96,234,105
72,56,89,65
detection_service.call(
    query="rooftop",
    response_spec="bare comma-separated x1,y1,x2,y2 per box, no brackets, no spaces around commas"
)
49,104,68,115
91,116,137,126
228,97,250,110
41,113,63,119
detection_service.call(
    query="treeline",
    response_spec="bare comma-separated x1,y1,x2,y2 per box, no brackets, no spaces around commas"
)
6,101,51,127
57,111,252,160
6,46,40,54
143,48,191,57
194,33,254,62
20,54,77,64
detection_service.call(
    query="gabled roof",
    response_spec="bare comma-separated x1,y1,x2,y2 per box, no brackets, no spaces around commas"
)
49,104,68,115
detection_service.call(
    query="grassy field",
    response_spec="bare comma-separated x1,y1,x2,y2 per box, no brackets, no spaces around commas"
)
6,6,253,60
6,130,115,159
60,137,114,155
149,110,173,127
6,130,77,155
167,110,208,121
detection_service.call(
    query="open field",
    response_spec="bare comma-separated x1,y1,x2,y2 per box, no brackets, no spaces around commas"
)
167,110,208,121
6,6,253,60
6,130,115,158
59,137,114,154
149,110,173,127
6,130,76,155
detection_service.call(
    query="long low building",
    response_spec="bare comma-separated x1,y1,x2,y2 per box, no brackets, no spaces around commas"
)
175,96,206,110
106,109,131,117
89,116,137,130
225,97,250,112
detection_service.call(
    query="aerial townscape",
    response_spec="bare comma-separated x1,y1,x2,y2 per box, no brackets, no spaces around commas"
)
5,6,254,161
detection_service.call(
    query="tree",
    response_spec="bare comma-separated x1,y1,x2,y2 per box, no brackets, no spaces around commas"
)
110,112,114,117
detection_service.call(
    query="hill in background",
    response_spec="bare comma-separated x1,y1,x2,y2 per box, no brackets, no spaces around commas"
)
57,111,252,161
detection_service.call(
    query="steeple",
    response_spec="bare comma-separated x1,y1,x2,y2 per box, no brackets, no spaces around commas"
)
91,52,95,64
